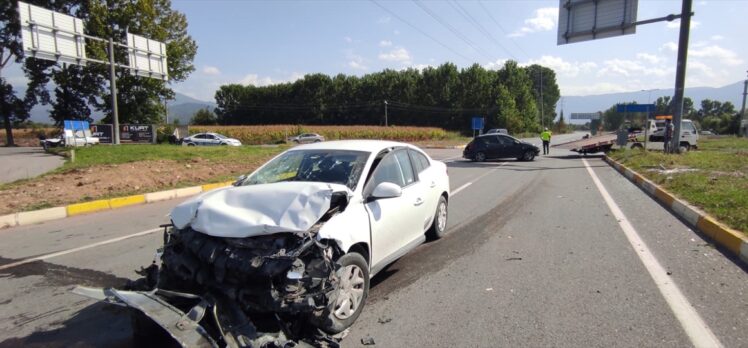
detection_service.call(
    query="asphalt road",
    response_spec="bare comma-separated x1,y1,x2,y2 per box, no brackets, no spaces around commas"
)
0,133,746,347
0,147,64,184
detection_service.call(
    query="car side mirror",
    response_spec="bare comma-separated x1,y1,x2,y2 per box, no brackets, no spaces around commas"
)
370,182,402,200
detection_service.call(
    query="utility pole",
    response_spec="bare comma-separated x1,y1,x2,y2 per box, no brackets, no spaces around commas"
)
108,37,120,145
670,0,693,153
741,70,747,122
539,68,544,130
384,100,388,127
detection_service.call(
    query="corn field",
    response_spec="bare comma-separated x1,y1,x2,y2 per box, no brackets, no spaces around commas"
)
190,125,451,145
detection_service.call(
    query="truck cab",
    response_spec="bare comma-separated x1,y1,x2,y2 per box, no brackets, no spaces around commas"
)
631,119,698,151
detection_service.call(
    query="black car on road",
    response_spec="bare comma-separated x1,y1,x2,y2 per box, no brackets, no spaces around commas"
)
463,134,540,162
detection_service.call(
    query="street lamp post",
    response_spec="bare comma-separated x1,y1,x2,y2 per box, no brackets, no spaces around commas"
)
384,100,388,127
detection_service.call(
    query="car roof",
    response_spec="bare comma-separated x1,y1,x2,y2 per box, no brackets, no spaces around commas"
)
291,139,415,153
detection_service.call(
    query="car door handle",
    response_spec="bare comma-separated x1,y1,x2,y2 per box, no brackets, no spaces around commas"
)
414,198,424,206
430,181,436,188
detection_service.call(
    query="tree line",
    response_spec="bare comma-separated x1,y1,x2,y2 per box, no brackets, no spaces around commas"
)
598,96,742,134
214,62,560,134
1,0,197,146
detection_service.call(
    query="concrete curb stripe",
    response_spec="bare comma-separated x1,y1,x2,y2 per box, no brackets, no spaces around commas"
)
145,190,177,203
17,207,67,225
696,216,743,255
175,186,202,198
202,182,232,192
605,155,748,264
109,195,146,209
67,200,111,216
0,213,18,228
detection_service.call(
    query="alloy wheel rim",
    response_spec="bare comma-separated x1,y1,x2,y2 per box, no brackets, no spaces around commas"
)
437,201,447,232
333,264,365,320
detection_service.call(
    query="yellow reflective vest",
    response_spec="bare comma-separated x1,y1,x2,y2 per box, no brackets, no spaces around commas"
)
540,130,552,141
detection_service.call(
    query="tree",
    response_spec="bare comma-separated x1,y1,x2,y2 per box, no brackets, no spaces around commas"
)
555,110,567,133
190,108,217,125
525,64,560,129
1,0,31,146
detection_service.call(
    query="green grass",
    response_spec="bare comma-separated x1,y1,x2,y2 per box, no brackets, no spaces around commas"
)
610,137,748,234
50,144,286,171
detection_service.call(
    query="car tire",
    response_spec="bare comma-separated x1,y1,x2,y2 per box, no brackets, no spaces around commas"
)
474,151,486,162
427,196,448,240
522,150,535,161
187,142,195,147
317,252,369,334
314,139,322,143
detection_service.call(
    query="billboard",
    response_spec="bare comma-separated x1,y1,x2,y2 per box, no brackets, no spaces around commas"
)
558,0,638,45
127,33,168,81
120,124,156,144
18,1,86,65
571,112,601,120
91,124,113,144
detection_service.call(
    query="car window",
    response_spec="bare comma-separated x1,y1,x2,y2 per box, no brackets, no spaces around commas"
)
195,133,206,139
206,134,216,140
369,153,405,189
482,136,499,144
496,135,512,145
394,150,416,186
409,149,430,173
245,150,369,190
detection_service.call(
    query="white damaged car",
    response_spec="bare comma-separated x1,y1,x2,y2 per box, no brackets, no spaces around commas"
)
73,140,450,347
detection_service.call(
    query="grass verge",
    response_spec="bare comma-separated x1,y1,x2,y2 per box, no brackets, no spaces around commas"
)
609,137,748,235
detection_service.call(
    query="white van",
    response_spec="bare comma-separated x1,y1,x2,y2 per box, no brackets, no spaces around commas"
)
629,119,698,152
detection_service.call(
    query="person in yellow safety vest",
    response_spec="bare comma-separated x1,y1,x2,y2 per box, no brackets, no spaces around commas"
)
540,128,552,155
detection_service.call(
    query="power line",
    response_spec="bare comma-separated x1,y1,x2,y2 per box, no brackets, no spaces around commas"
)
411,0,495,62
477,0,530,60
448,0,517,61
369,0,474,63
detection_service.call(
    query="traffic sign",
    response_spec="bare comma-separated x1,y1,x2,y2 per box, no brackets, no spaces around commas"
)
617,104,655,113
472,117,484,130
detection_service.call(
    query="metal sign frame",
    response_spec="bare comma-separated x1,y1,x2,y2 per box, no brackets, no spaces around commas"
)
558,0,639,45
570,112,601,120
127,33,168,80
18,2,87,65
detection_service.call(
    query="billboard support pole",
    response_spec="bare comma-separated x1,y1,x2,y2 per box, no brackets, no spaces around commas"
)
108,37,120,145
671,0,692,153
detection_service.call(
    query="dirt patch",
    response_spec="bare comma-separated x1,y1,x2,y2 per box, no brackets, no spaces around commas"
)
0,156,273,215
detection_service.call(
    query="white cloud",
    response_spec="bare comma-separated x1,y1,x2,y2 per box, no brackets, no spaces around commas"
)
690,45,743,66
348,55,368,71
710,35,724,41
393,30,400,35
484,58,508,70
660,42,678,52
519,55,597,77
562,82,629,96
378,47,411,64
666,20,700,29
202,66,221,76
636,53,663,65
344,36,353,43
379,40,392,47
597,58,671,78
509,7,558,37
240,74,274,86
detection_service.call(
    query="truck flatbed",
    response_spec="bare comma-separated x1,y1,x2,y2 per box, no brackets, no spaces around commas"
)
552,132,634,154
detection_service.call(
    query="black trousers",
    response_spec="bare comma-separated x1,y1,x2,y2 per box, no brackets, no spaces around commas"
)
542,140,550,154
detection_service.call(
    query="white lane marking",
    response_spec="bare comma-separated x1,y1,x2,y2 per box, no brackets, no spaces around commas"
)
451,162,507,196
582,158,723,348
452,182,472,195
0,228,162,271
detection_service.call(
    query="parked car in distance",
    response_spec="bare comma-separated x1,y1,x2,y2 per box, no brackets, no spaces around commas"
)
288,133,325,144
463,134,540,161
485,128,509,135
182,132,242,146
699,130,713,136
40,129,99,149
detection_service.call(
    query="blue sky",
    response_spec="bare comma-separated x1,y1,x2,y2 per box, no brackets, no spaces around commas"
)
6,0,748,103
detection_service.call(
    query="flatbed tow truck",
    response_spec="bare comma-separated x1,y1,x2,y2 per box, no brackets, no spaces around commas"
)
551,131,636,155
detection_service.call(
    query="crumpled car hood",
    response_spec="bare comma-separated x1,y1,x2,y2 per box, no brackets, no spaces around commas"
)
171,181,351,238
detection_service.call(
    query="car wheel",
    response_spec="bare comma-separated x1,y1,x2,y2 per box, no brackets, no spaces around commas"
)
318,252,369,334
427,196,448,240
314,139,322,142
474,152,486,162
522,150,535,161
187,143,196,147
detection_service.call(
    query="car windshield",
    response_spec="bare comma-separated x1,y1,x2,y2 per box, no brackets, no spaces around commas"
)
244,150,369,190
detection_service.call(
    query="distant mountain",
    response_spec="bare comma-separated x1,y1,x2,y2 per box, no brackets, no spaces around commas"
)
558,81,746,123
19,90,216,125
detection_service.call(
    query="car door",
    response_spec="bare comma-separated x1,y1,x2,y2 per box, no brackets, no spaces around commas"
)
409,149,438,231
365,149,428,269
481,136,501,159
498,135,520,158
